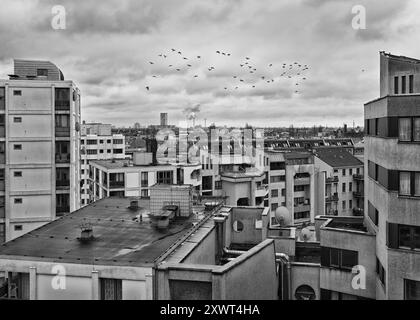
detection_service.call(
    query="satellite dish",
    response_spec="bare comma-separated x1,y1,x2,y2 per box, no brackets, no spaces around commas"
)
301,227,311,242
275,207,290,226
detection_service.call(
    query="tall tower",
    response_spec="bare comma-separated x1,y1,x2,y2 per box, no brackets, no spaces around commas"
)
364,52,420,299
0,59,81,242
160,112,168,127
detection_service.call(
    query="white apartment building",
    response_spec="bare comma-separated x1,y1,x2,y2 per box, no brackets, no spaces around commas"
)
89,152,201,201
0,59,81,242
80,123,125,206
314,149,364,217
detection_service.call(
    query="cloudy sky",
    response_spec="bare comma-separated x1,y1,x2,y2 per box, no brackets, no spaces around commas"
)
0,0,419,127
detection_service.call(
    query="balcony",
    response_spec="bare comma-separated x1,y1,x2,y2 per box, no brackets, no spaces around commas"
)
326,176,339,184
353,174,364,181
55,127,70,137
55,100,70,111
326,209,338,216
0,126,4,138
109,181,124,189
353,191,364,198
294,204,311,213
255,185,269,198
56,180,70,188
326,193,339,203
294,177,311,186
55,153,70,163
353,207,364,216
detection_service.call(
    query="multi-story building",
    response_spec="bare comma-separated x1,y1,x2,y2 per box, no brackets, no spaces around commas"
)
80,123,125,206
89,152,201,201
364,52,420,299
314,149,364,217
0,59,81,242
160,113,168,127
265,150,315,226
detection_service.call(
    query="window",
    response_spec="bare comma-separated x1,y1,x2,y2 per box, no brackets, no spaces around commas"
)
157,171,173,184
349,169,353,175
281,189,286,196
342,201,346,210
13,144,22,150
107,139,111,143
141,172,148,187
271,203,278,211
321,247,358,271
271,189,278,197
99,140,104,144
14,225,23,231
394,76,399,94
14,198,23,204
294,185,304,192
388,223,420,251
13,117,22,123
415,118,420,142
87,140,97,145
13,171,22,177
349,182,353,192
402,76,406,94
376,258,386,288
113,149,123,154
270,161,285,171
399,171,420,197
405,279,420,300
13,90,22,96
141,189,148,197
342,169,346,176
113,139,123,144
368,201,379,226
349,200,352,209
100,278,122,300
215,180,222,190
86,150,97,155
409,75,414,94
99,150,104,154
55,88,70,108
270,175,285,183
399,118,412,141
37,69,48,76
342,183,346,192
55,114,69,128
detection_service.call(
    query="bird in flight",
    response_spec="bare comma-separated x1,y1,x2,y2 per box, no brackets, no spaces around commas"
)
146,86,150,91
149,61,154,64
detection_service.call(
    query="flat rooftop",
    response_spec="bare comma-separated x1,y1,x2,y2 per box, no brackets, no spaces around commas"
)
91,159,172,170
0,197,198,267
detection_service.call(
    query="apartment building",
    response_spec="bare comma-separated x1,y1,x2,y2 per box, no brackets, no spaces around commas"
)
0,59,81,243
364,52,420,299
80,123,125,206
89,152,201,201
314,149,364,217
265,150,315,226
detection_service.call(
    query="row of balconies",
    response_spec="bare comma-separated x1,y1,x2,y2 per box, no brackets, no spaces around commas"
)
325,193,339,202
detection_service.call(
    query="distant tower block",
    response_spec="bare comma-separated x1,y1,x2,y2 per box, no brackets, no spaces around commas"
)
160,113,168,126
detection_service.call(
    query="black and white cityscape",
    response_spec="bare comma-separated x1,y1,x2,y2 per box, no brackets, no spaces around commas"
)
0,0,419,304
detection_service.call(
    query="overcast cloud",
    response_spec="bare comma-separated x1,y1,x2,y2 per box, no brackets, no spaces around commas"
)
0,0,419,127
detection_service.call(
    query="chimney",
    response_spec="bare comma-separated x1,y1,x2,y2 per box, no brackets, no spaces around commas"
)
79,224,94,242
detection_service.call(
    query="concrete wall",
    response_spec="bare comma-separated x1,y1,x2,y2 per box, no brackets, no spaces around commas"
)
182,228,216,265
230,207,263,245
290,263,320,300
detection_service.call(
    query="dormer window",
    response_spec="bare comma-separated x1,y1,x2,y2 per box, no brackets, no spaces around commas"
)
37,68,48,76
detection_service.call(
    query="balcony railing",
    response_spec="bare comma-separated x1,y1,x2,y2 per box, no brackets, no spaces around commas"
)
109,181,125,188
353,174,364,181
55,100,70,110
353,191,364,198
326,176,339,184
55,153,70,163
326,193,339,202
353,208,364,216
56,180,70,188
55,127,70,137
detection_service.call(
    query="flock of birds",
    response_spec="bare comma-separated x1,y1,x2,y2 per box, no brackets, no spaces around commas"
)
145,48,311,95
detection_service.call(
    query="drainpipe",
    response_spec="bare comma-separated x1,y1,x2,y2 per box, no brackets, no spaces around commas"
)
275,253,291,300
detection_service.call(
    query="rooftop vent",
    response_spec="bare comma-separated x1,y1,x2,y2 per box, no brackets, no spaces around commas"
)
78,223,94,243
129,200,139,211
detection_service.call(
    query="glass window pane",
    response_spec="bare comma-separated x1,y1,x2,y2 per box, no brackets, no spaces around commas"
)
415,227,420,250
399,226,412,248
405,279,420,300
414,118,420,142
399,172,411,195
330,248,340,267
341,250,358,269
399,118,412,141
415,173,420,197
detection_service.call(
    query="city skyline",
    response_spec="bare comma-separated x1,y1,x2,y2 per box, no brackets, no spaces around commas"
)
1,0,420,127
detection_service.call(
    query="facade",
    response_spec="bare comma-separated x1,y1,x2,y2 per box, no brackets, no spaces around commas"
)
89,152,201,201
0,59,81,243
265,151,315,226
314,149,364,217
80,123,125,206
364,52,420,299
